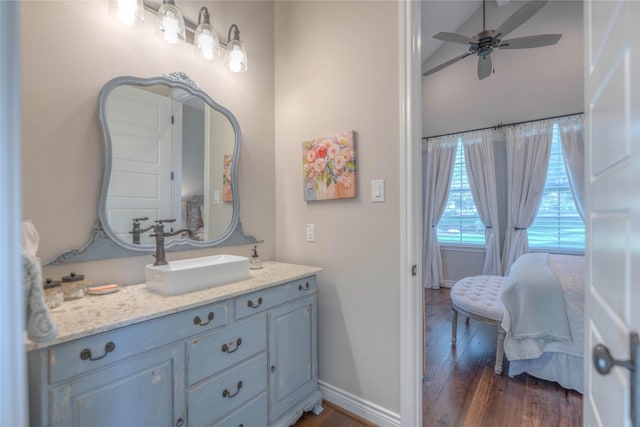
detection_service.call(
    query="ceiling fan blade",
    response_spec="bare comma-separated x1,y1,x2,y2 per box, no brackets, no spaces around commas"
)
433,32,474,45
477,54,493,80
423,53,473,77
499,34,562,49
495,0,548,38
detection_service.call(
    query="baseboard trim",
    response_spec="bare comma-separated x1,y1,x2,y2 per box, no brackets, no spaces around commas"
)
318,381,400,427
441,280,455,288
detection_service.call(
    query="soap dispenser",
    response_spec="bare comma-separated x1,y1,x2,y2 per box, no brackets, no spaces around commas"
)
250,245,263,270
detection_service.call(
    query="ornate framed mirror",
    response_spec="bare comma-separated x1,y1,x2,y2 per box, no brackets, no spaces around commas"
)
47,73,258,265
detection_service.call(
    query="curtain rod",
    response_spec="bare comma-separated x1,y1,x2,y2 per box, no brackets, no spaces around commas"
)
422,112,584,141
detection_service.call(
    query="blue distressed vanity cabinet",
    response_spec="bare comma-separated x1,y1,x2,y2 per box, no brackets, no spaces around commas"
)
27,264,322,427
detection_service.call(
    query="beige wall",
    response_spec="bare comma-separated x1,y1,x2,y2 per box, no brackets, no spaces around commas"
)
23,0,404,417
274,1,401,413
21,1,275,285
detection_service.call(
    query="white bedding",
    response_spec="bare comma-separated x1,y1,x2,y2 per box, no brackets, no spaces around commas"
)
501,254,585,393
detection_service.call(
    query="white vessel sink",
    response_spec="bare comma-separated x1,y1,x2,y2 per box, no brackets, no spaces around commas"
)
145,255,250,295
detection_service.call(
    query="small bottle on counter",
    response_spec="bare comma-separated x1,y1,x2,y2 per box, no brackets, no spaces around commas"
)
43,278,63,309
61,272,91,301
249,245,263,270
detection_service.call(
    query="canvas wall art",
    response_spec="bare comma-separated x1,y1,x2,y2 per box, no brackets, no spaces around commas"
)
303,130,356,201
223,154,233,202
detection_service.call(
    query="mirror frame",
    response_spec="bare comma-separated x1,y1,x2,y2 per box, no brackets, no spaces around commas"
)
46,72,259,265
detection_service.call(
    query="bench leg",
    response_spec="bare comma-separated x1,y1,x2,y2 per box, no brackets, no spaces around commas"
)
451,307,458,346
495,325,506,375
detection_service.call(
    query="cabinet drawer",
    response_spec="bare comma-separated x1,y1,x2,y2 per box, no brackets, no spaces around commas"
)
212,393,267,427
234,276,316,319
48,301,228,384
186,315,267,386
187,354,267,427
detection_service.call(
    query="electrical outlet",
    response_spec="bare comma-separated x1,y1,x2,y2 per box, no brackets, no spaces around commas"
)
306,224,315,242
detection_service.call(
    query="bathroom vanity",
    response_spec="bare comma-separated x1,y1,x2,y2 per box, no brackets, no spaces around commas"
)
27,262,323,427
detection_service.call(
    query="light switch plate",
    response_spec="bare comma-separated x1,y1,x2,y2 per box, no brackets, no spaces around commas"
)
213,190,221,205
306,224,315,242
371,179,385,202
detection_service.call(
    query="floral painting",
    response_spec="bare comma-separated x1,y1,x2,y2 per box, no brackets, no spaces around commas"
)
223,154,233,202
303,130,356,201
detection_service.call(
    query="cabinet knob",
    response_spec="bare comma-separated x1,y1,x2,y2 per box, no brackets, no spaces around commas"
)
271,365,276,373
176,418,184,427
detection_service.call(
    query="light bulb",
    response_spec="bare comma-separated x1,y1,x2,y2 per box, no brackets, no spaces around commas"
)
110,0,143,26
157,2,185,45
162,11,180,44
225,41,248,73
228,48,245,72
197,33,215,60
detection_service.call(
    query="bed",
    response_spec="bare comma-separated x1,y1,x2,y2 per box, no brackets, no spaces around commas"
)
501,253,585,393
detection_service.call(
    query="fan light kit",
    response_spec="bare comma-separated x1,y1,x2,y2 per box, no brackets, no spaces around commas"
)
109,0,248,73
423,0,561,80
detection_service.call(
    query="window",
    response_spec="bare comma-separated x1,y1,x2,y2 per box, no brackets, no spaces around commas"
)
528,124,585,251
437,141,485,245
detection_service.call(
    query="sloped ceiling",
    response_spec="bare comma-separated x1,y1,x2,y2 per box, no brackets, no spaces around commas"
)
421,1,482,64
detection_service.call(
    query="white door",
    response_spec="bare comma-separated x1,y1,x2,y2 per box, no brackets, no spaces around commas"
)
106,86,174,244
585,1,640,426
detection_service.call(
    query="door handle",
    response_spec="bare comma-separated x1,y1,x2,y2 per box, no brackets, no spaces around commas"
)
593,332,640,427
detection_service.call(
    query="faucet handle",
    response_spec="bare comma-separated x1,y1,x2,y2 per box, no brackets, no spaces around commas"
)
132,217,149,223
156,219,176,224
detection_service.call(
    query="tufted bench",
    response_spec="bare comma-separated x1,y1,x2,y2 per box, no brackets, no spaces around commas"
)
450,275,507,374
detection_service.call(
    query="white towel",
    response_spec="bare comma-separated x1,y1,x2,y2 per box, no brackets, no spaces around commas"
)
22,220,57,342
23,254,58,342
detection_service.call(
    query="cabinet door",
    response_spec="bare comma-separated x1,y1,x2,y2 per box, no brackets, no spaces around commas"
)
268,295,317,423
50,346,185,427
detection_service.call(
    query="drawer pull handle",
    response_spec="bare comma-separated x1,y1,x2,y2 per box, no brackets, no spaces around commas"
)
176,418,184,427
271,365,276,372
247,297,263,309
298,282,310,291
222,380,243,398
222,338,243,354
193,311,214,326
80,342,115,361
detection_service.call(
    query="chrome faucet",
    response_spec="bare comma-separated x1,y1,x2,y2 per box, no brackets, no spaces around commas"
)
150,219,194,266
130,217,154,245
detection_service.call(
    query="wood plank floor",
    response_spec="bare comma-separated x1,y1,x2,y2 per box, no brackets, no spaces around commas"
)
294,288,583,427
422,288,582,427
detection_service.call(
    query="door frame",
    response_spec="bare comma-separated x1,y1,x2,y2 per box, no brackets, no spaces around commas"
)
0,1,28,426
399,1,423,426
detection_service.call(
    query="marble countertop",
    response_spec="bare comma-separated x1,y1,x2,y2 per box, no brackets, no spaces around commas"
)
26,261,321,351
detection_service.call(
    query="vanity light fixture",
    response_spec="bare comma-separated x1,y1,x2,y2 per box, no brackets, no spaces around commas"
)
109,0,144,26
110,1,248,73
156,0,185,45
194,7,220,61
225,24,248,73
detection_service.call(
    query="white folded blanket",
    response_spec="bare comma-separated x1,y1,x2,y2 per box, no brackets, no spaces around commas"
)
501,253,571,351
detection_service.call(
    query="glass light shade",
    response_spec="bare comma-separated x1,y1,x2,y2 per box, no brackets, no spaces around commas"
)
109,0,144,26
157,3,185,45
194,24,220,61
225,40,248,73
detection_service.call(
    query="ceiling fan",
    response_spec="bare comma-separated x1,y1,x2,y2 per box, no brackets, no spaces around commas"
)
422,0,562,80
